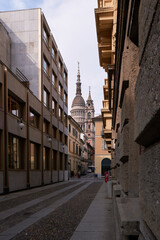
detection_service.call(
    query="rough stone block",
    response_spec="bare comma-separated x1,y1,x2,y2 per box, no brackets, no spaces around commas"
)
116,198,141,236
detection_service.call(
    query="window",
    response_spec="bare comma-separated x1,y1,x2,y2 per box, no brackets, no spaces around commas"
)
8,95,22,118
52,72,57,89
59,130,63,142
64,113,67,127
59,152,63,170
43,57,49,76
29,109,39,128
64,92,67,106
43,27,49,46
88,124,90,129
65,135,67,145
88,112,91,119
52,99,57,116
59,59,62,73
52,150,57,170
69,140,71,151
73,142,75,153
59,83,63,99
64,71,67,84
30,142,39,170
59,107,63,121
102,140,108,150
43,88,49,108
52,126,57,138
52,46,56,60
65,154,68,170
43,119,49,134
69,124,71,133
76,144,78,155
43,147,49,170
8,134,24,169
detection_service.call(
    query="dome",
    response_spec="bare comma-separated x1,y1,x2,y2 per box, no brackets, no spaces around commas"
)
72,95,85,107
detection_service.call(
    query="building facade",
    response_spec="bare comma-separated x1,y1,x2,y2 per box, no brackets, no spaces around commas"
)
95,1,160,240
0,9,68,194
93,115,111,178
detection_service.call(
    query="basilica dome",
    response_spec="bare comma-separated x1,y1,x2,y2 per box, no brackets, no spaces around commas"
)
72,95,85,107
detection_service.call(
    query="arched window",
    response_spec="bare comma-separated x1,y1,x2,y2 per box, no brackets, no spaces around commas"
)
88,112,91,119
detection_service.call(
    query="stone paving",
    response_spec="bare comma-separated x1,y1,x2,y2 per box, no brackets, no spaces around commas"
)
0,175,115,240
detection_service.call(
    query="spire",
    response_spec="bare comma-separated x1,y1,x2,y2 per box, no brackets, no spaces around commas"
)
87,86,92,101
76,62,82,95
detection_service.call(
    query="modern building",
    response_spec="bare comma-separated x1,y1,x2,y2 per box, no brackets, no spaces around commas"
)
0,9,68,194
92,115,111,178
95,1,160,240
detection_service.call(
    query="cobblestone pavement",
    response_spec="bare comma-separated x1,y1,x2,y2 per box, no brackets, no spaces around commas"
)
0,177,103,240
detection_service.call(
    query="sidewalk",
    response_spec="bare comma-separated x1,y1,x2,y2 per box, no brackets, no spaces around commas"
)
70,181,115,240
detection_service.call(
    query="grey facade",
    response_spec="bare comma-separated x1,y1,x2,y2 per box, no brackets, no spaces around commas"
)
0,9,68,194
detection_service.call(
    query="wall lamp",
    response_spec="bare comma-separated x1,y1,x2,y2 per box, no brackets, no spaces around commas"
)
48,137,52,143
17,118,24,130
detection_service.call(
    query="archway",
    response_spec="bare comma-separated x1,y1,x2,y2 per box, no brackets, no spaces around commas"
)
101,158,111,176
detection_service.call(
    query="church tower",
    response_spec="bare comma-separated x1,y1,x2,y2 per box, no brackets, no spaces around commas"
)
85,87,95,147
71,63,85,131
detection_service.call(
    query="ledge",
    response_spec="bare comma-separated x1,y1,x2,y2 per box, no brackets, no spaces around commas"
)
116,197,141,236
113,184,122,197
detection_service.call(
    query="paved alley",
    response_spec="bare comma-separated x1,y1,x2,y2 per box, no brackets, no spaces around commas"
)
0,177,115,240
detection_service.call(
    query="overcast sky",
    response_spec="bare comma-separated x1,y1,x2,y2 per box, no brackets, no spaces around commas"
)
1,0,106,115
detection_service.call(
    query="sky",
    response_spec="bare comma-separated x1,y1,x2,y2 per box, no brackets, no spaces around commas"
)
1,0,106,115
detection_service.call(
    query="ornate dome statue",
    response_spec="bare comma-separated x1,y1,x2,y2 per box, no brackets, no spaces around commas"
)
71,63,85,131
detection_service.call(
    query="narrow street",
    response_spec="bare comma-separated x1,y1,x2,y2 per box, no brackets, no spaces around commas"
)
0,175,115,240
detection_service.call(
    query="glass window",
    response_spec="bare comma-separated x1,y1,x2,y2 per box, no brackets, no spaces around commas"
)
52,126,57,138
52,72,57,88
43,88,49,108
64,113,67,127
43,119,49,134
8,95,22,118
102,140,108,150
59,83,63,98
64,71,67,84
30,142,39,170
59,59,62,73
8,134,24,169
52,47,56,59
29,110,39,128
64,92,67,106
59,152,63,170
88,112,91,119
43,147,49,170
69,124,71,133
43,28,49,46
59,130,63,142
43,57,49,76
65,154,68,170
59,107,62,121
52,150,57,170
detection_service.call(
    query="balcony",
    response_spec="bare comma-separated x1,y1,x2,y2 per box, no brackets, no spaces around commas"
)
95,5,114,70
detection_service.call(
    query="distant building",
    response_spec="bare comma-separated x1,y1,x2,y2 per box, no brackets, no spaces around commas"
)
85,88,95,148
0,9,68,194
92,115,111,178
71,64,95,148
70,63,85,132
